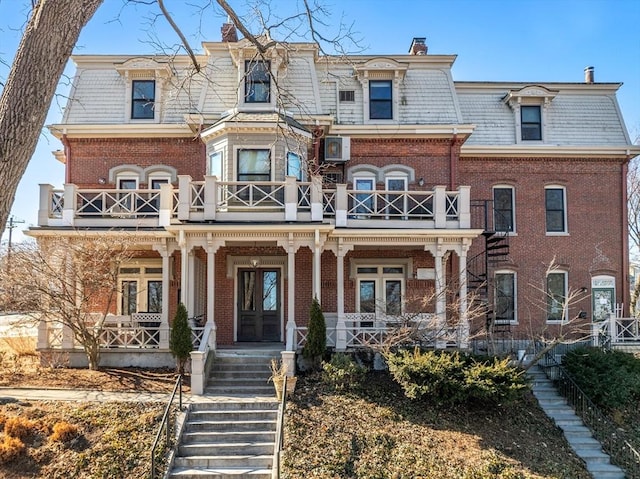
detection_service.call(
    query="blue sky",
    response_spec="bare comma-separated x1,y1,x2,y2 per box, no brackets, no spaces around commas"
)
1,0,639,242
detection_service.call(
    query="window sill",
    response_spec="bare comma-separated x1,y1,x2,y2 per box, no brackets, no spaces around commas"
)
546,232,569,237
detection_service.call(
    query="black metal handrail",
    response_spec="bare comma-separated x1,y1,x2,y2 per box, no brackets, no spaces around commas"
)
539,347,640,478
273,377,288,478
150,374,183,479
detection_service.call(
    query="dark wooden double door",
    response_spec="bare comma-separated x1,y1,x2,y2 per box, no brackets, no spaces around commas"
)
237,268,281,342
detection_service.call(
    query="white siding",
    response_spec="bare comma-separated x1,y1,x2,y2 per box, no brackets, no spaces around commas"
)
457,93,515,145
280,56,319,115
545,95,628,145
399,69,459,124
163,69,205,122
201,56,239,115
65,69,125,123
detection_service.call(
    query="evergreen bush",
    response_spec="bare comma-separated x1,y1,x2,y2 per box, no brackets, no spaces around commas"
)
385,348,527,405
322,353,367,390
303,297,326,370
169,303,193,375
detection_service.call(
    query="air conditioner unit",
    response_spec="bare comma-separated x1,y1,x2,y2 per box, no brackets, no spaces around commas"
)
324,136,351,163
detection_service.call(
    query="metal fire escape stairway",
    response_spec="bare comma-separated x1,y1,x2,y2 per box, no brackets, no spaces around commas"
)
468,200,511,337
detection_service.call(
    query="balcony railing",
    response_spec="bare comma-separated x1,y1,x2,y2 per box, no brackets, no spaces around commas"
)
38,176,471,229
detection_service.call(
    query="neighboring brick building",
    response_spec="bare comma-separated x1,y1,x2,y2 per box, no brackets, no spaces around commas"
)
31,27,640,364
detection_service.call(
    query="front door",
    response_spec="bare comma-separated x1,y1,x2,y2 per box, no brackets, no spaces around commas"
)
238,269,281,342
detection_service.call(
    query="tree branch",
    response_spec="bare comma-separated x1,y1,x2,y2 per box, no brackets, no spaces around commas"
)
157,0,201,72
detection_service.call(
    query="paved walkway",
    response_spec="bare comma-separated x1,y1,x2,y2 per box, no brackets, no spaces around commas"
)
0,386,277,404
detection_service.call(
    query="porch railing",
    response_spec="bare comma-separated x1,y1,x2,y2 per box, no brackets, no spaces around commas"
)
39,179,471,229
150,374,183,479
592,315,640,348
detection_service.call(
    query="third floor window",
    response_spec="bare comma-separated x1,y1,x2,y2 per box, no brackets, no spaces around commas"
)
245,61,271,103
369,80,392,119
131,80,155,119
521,105,542,141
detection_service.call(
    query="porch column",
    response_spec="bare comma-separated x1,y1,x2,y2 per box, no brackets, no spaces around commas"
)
187,249,196,316
434,245,447,349
206,234,223,350
458,241,470,349
335,239,352,351
313,229,322,302
286,233,296,351
153,240,173,349
179,230,188,306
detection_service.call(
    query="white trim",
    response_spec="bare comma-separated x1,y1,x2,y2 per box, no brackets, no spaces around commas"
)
232,264,285,343
234,145,275,182
546,270,568,323
492,185,516,234
494,269,518,324
117,259,163,314
544,185,568,235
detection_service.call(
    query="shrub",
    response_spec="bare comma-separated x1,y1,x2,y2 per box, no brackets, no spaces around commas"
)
303,297,326,370
0,435,25,464
50,421,80,443
385,348,527,405
563,347,640,410
169,303,193,375
4,416,38,440
322,353,367,390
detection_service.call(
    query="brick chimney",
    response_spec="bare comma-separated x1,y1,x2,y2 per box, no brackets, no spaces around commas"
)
221,22,238,42
584,66,594,83
409,37,427,55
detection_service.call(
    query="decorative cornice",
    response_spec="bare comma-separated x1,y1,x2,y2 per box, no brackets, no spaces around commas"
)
460,145,640,159
47,124,195,139
328,124,475,139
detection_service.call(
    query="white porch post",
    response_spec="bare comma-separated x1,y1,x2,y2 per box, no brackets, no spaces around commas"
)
206,234,222,350
313,229,322,302
335,239,351,351
187,249,196,316
458,241,470,349
285,233,296,351
179,230,188,306
434,244,447,349
153,239,173,349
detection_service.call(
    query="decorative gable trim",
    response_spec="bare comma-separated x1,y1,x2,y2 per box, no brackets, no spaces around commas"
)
503,84,558,109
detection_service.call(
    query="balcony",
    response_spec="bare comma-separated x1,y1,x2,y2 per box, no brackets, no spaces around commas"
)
38,176,471,229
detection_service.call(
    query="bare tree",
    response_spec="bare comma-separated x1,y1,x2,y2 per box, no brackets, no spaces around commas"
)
0,0,103,238
0,235,135,370
628,158,640,315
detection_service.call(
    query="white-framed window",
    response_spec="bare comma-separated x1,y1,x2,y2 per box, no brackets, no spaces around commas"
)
356,265,405,323
495,270,517,323
286,152,303,181
369,80,393,120
385,175,408,219
244,60,271,104
493,185,515,233
237,148,272,182
545,185,567,234
546,270,568,322
131,79,155,120
353,175,376,217
209,150,224,179
118,261,163,314
117,175,138,190
521,105,542,141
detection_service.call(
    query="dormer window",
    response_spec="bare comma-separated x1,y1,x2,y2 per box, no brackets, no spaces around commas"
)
521,105,541,141
131,80,155,119
369,80,392,119
245,60,271,103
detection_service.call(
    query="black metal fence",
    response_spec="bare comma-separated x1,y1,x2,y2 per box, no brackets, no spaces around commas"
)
150,374,184,479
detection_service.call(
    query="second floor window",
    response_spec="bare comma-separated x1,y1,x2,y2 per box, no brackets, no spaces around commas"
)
245,61,271,103
238,149,271,181
131,80,155,119
493,187,514,232
495,272,516,323
521,105,541,141
369,80,392,119
545,187,566,233
286,152,302,181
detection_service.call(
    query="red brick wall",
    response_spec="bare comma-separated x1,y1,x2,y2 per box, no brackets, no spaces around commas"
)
460,156,627,330
66,137,205,187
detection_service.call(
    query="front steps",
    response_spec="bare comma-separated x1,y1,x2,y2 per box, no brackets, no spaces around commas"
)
168,349,281,479
169,400,278,479
529,367,626,479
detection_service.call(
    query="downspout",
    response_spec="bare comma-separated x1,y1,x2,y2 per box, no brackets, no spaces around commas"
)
449,130,458,190
312,126,324,170
622,153,631,315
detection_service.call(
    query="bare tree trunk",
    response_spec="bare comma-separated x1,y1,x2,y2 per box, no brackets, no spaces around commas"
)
0,0,102,237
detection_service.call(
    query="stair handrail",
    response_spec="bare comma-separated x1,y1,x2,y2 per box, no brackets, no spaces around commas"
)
538,345,640,477
150,374,183,479
272,377,288,479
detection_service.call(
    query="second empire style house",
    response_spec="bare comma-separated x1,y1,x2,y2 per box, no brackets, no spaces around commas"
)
31,24,640,371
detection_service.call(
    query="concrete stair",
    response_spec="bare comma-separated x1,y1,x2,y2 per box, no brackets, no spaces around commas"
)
528,367,626,479
168,349,281,479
